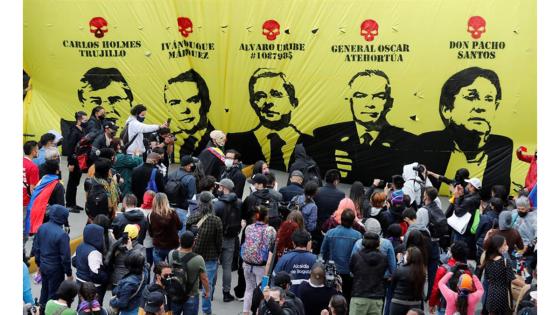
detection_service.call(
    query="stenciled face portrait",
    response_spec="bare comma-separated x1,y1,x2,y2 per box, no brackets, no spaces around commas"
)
164,69,210,138
77,67,133,127
249,69,298,131
349,74,391,130
442,76,498,137
165,81,203,134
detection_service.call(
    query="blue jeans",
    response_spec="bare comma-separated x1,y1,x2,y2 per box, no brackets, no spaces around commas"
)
176,208,189,237
146,247,154,267
153,247,171,267
39,268,64,307
171,294,199,315
202,259,218,314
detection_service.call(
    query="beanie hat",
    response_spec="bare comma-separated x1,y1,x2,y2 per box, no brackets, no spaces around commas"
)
364,218,382,236
457,273,474,292
499,210,514,230
199,191,214,204
124,224,140,240
391,190,404,206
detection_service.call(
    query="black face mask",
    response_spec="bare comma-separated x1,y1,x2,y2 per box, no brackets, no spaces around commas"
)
518,211,528,218
98,114,106,120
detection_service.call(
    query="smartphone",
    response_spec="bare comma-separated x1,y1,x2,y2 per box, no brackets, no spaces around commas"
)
166,118,172,125
122,232,129,243
261,275,269,291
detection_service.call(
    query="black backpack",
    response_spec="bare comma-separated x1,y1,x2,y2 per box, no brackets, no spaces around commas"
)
119,122,139,152
166,251,197,304
255,194,282,230
303,163,322,187
85,179,109,218
427,206,449,238
165,172,189,206
222,200,242,237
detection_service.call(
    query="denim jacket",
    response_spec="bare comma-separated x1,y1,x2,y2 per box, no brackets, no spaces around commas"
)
320,225,362,274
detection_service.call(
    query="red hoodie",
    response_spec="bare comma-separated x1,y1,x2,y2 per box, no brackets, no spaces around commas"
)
516,149,537,191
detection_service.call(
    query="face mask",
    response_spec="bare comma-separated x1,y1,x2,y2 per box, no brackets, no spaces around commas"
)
137,115,145,122
81,119,88,125
216,190,224,197
225,159,234,169
190,163,196,172
98,114,105,120
518,211,528,218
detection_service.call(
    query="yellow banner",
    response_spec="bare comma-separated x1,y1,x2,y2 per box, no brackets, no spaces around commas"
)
24,0,536,196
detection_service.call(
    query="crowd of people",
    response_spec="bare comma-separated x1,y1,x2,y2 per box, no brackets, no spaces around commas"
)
22,104,537,315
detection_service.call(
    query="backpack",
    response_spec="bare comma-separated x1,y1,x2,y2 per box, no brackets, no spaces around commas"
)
146,168,159,192
222,201,242,237
302,163,322,187
85,179,109,218
166,251,197,304
427,206,449,238
255,194,282,230
165,172,189,206
75,135,94,173
120,122,140,152
438,262,473,308
241,223,270,266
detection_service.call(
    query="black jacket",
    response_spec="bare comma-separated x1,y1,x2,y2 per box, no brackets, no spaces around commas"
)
309,121,416,184
314,184,345,227
198,146,225,179
257,290,304,315
220,166,246,199
66,125,85,165
350,249,388,299
241,189,282,222
279,182,304,203
213,193,243,238
85,117,105,138
391,264,424,302
111,208,149,245
131,163,166,202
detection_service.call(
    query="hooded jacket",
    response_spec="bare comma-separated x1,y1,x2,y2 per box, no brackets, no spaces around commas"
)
32,205,72,276
111,208,149,244
350,248,388,298
241,188,282,222
213,192,243,238
73,224,108,286
402,162,433,207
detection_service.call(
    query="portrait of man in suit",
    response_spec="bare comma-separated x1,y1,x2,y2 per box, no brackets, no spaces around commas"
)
164,68,214,158
310,69,415,183
226,68,312,171
415,67,513,198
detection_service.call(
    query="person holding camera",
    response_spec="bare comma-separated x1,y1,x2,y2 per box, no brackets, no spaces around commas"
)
105,224,145,290
123,104,169,156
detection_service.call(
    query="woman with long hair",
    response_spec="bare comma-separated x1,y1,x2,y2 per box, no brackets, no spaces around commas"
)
78,282,108,315
322,198,365,233
44,280,79,315
438,272,483,315
389,246,426,315
286,210,305,230
349,181,368,219
481,235,525,315
148,193,182,266
404,229,430,267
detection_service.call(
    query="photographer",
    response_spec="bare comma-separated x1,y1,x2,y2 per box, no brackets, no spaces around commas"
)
145,127,174,166
105,225,145,289
402,162,437,209
427,168,470,196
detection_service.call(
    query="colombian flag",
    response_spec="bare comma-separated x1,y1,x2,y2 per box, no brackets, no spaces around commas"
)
25,174,59,234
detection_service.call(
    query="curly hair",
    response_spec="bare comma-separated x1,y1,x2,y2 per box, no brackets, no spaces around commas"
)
275,221,299,260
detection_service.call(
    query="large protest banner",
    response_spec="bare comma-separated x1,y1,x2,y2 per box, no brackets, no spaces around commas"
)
24,0,536,196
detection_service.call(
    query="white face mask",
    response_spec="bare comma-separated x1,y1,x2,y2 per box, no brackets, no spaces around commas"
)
224,158,234,169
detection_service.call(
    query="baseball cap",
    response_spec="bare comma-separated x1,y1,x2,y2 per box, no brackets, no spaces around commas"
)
144,291,165,313
218,178,235,191
290,170,304,178
124,224,140,240
464,178,482,190
250,174,268,185
102,121,119,131
180,155,195,166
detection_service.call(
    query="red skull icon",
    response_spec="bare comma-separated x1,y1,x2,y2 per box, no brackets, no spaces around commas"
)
89,17,108,39
360,19,379,42
262,20,280,41
177,17,193,38
467,16,486,39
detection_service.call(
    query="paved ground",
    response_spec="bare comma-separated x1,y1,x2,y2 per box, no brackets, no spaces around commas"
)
28,157,454,314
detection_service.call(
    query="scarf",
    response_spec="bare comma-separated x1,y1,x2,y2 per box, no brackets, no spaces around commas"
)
26,174,59,234
78,300,101,313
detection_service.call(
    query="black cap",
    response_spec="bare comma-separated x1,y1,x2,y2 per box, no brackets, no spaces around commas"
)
181,155,195,166
102,121,119,131
251,174,268,185
144,291,164,313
